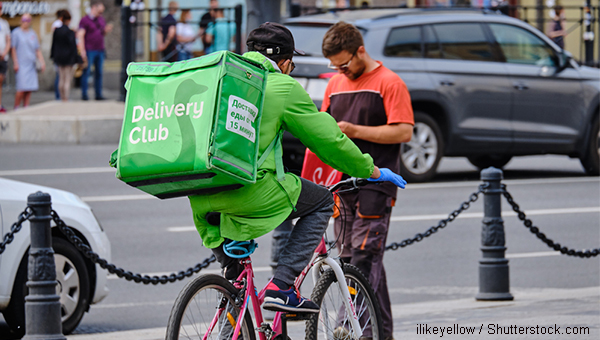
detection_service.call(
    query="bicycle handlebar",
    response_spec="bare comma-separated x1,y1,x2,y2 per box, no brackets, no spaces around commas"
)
328,177,371,193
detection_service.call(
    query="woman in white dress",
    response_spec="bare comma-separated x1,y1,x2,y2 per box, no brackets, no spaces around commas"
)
11,13,45,109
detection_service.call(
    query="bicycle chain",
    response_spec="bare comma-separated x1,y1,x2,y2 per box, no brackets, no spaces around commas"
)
501,184,600,258
51,210,217,284
385,184,486,251
0,207,32,255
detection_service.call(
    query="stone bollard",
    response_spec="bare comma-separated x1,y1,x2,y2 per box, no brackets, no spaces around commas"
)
476,167,514,301
23,192,66,340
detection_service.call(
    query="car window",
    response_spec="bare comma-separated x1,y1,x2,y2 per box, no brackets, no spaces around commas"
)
488,23,556,67
286,25,332,57
384,26,422,58
432,23,495,62
423,25,442,59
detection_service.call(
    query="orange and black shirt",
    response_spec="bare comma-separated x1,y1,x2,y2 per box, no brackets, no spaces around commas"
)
321,62,414,197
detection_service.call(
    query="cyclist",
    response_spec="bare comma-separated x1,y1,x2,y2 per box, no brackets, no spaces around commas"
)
188,22,407,314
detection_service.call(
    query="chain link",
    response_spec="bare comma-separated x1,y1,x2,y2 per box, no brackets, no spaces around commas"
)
501,184,600,258
51,210,216,284
0,207,33,255
385,184,486,251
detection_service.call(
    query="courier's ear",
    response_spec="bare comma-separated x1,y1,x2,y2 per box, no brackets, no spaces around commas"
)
277,59,292,75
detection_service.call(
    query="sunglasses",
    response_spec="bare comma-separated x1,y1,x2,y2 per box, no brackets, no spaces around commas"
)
327,51,356,72
21,18,31,23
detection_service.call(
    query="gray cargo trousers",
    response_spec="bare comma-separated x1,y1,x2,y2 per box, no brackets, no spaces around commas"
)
334,190,395,339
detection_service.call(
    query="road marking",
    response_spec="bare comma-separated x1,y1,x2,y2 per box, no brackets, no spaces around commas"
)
506,251,561,259
107,266,272,280
166,207,599,233
0,167,115,176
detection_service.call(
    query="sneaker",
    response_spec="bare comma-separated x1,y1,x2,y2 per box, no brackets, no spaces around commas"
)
262,282,319,313
0,106,6,113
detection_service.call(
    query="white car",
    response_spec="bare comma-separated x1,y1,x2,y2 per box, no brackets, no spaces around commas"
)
0,178,111,336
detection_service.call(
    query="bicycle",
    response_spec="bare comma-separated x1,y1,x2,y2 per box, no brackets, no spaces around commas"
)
166,177,383,340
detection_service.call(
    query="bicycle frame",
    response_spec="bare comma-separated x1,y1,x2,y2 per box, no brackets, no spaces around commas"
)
202,236,363,340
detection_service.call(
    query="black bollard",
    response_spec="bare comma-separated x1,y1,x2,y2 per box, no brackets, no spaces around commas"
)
23,192,66,340
476,168,514,301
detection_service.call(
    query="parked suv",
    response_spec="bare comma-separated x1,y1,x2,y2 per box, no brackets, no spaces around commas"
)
284,8,600,182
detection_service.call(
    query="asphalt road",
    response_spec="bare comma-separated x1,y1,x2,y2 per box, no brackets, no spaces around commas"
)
0,144,598,337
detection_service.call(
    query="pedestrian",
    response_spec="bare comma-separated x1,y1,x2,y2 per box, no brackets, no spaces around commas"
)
77,0,113,101
158,1,178,62
52,9,65,100
11,13,45,110
0,4,10,113
199,0,219,54
51,10,78,102
204,7,235,53
188,22,407,313
321,21,415,340
547,5,566,49
176,9,198,60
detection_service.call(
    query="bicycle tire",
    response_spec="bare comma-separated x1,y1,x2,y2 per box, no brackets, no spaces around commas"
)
305,263,383,340
166,274,256,340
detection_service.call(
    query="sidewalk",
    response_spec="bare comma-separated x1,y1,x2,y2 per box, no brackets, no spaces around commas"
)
0,89,124,144
67,286,599,339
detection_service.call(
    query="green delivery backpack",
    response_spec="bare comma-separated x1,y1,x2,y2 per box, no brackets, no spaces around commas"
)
110,51,278,199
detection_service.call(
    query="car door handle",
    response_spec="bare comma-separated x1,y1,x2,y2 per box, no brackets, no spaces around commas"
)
513,82,529,90
440,80,455,86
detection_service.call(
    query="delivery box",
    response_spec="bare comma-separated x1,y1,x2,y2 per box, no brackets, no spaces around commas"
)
111,51,268,199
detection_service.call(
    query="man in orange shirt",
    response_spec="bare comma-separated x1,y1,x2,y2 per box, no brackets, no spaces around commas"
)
321,21,414,340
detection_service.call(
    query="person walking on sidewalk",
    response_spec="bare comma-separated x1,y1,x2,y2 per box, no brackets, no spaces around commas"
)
176,9,198,60
52,9,65,100
158,1,178,62
77,0,113,101
0,4,10,113
11,13,45,110
321,21,414,340
51,10,78,102
188,22,407,314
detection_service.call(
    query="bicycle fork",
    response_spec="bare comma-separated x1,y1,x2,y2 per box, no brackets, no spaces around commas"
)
312,257,363,340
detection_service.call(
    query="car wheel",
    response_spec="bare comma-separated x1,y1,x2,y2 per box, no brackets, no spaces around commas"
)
399,112,444,182
467,155,512,170
580,116,599,176
3,237,90,336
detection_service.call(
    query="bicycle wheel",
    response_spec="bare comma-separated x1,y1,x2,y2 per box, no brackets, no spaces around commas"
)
166,274,256,340
306,263,383,340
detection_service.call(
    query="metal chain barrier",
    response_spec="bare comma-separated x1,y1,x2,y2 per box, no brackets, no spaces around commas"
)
0,207,32,255
385,184,486,251
51,210,216,284
501,184,600,258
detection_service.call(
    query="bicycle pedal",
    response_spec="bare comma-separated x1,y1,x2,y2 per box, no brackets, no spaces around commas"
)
281,312,313,321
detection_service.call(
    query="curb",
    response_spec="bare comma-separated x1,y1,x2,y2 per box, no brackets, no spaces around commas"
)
0,101,124,144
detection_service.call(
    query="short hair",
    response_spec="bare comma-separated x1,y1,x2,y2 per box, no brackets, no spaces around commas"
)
168,1,179,11
553,5,563,13
322,21,364,58
90,0,103,7
56,9,64,18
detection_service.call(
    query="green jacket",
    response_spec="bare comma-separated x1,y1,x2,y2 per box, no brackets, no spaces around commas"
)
188,52,374,248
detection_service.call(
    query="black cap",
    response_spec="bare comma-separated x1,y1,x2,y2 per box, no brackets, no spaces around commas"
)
247,22,305,56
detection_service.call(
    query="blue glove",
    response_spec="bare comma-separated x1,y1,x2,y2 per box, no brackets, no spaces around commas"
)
367,168,407,189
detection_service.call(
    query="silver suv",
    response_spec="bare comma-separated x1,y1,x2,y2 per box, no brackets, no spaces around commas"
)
284,8,600,182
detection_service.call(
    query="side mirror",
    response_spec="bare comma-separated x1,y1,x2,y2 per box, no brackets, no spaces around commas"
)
556,51,573,72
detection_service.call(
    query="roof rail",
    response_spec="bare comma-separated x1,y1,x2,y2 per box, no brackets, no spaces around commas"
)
300,5,502,19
